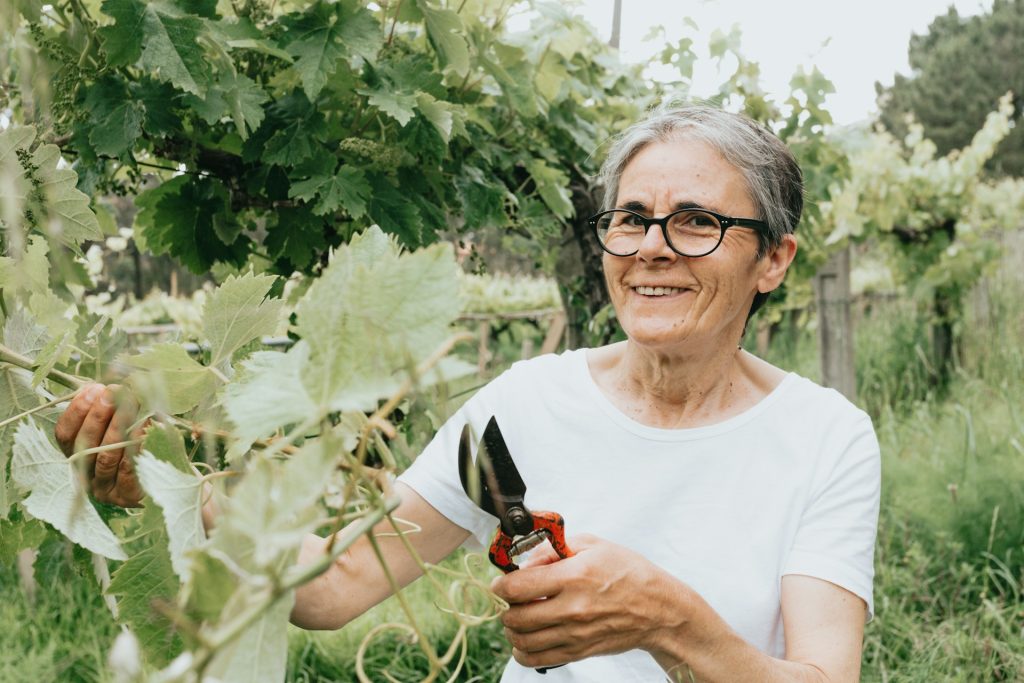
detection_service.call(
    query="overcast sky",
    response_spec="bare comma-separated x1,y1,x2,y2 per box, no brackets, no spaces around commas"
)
561,0,994,126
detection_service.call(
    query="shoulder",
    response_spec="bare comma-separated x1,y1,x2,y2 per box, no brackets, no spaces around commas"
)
775,373,873,431
494,347,589,389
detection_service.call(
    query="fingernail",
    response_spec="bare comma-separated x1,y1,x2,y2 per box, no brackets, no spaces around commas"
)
100,389,115,407
83,385,102,404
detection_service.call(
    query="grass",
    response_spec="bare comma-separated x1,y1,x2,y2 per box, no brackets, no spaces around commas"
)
2,264,1023,681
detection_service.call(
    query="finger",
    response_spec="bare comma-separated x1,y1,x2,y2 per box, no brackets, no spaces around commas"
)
519,543,560,569
55,384,104,456
93,388,140,496
75,390,118,479
511,645,573,669
505,624,574,654
500,594,570,632
492,559,569,603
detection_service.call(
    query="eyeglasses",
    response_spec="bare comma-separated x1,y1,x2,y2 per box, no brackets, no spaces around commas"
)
588,208,770,258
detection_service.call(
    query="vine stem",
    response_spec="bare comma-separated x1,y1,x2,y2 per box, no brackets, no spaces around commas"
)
0,389,79,431
0,341,86,390
189,494,402,677
67,439,142,465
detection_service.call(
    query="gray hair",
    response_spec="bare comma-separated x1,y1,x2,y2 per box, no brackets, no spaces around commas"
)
598,103,804,259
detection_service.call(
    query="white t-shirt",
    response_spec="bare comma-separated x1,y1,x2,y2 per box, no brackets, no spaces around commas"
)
399,348,881,682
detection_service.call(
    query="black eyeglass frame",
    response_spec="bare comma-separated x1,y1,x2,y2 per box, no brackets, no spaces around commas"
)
588,207,771,258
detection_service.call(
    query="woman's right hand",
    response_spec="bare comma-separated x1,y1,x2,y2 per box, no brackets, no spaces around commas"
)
54,383,146,508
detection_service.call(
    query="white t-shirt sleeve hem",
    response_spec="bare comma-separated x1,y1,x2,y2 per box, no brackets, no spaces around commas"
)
781,552,875,622
397,466,495,551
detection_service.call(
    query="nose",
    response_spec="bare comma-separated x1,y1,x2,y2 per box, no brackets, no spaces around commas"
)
636,221,678,262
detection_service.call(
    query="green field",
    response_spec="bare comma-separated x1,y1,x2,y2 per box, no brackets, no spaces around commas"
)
2,259,1022,683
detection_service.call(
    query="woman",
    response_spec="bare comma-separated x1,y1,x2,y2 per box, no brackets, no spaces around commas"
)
56,104,879,682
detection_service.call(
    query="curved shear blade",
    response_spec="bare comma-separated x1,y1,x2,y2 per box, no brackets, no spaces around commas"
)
457,417,527,523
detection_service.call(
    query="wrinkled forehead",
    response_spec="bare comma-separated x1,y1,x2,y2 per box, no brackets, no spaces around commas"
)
615,134,755,215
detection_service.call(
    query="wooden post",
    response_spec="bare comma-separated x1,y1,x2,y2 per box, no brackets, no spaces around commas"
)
815,247,856,401
477,320,491,375
540,310,567,355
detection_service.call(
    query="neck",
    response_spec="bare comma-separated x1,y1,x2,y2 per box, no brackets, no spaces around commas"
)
592,328,767,429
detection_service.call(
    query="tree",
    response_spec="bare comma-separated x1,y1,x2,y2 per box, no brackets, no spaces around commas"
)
876,0,1024,176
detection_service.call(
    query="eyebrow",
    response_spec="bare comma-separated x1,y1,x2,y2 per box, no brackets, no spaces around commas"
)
617,200,716,214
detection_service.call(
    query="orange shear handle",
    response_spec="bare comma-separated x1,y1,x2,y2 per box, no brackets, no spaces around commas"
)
488,511,574,574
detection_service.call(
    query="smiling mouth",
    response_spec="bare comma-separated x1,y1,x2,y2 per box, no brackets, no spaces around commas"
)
632,286,685,297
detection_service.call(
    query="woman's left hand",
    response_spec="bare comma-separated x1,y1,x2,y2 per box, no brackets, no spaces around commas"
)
491,534,690,669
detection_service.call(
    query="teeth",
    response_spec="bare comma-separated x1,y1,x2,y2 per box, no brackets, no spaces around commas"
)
634,286,682,296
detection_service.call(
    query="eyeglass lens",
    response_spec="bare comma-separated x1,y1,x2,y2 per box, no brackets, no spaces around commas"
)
594,210,723,256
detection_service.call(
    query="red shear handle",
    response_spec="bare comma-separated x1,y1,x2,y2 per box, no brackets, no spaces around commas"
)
488,511,574,573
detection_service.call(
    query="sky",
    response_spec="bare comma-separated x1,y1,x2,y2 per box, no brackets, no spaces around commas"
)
563,0,994,126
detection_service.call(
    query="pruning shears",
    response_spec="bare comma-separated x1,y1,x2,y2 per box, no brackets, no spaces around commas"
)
458,416,574,573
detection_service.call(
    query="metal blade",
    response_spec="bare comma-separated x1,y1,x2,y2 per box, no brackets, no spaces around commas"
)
480,416,527,501
457,417,531,537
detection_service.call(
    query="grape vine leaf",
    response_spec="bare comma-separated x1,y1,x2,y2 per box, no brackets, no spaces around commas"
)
366,175,424,247
295,226,460,412
220,345,316,454
0,518,47,562
99,0,213,96
203,272,283,367
210,441,335,569
525,158,574,219
123,343,219,415
135,452,204,582
85,78,145,158
143,422,191,473
263,206,323,271
27,141,104,246
106,504,183,666
357,87,418,126
10,420,128,560
134,175,249,273
282,0,382,101
186,71,268,140
0,235,50,300
287,165,370,218
417,0,470,77
204,590,294,683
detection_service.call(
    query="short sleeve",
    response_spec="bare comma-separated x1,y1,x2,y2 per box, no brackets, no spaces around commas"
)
396,376,507,550
782,412,881,620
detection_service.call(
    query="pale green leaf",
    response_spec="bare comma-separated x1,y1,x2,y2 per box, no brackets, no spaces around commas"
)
0,518,47,562
416,93,455,143
204,590,293,683
10,420,128,560
295,226,461,412
123,343,219,414
136,452,204,582
358,88,418,126
106,505,182,665
0,235,50,299
143,422,191,474
211,441,335,569
203,272,283,367
30,143,103,245
219,344,317,453
525,158,574,219
417,0,470,77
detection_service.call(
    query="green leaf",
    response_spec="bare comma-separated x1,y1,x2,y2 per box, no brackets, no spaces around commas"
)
10,420,128,560
143,422,191,474
135,452,204,581
220,345,317,452
187,72,269,140
28,142,103,246
0,518,47,563
0,235,50,298
263,206,323,271
525,158,573,219
204,590,293,683
85,78,145,158
203,272,283,367
417,0,470,77
135,176,249,273
282,0,382,101
358,88,418,126
295,226,461,412
100,0,213,96
106,505,182,666
122,343,219,415
288,165,370,218
366,174,424,247
415,93,457,143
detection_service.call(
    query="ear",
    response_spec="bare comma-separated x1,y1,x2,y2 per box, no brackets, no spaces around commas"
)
756,234,798,294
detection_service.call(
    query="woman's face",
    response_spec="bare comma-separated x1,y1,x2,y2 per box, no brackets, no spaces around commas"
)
603,135,789,354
